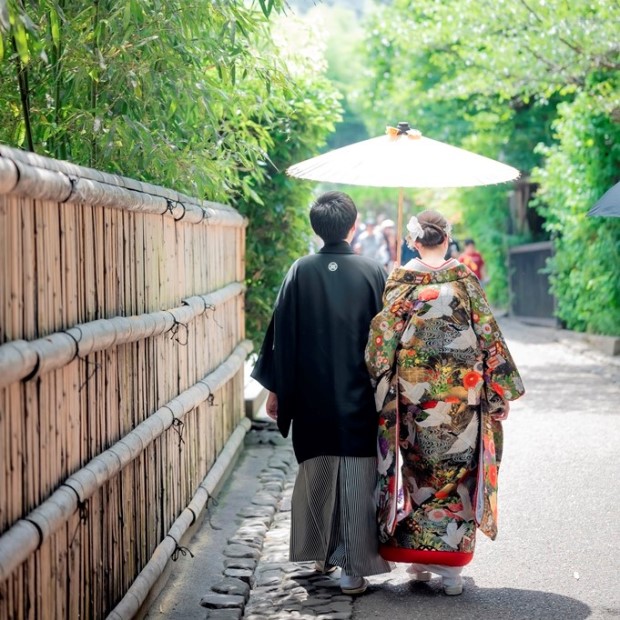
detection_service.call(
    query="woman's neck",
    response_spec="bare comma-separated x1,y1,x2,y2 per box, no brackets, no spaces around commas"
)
417,247,448,268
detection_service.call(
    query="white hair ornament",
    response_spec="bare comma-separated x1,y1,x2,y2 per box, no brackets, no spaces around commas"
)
406,216,425,241
406,215,452,242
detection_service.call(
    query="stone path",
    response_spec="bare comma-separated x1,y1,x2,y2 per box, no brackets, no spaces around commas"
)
201,421,358,620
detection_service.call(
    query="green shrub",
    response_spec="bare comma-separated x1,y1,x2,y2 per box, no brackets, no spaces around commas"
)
237,77,341,344
533,87,620,335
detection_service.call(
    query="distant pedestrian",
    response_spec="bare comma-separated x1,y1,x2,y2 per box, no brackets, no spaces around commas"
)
459,238,486,283
365,210,524,596
379,219,397,270
446,237,460,260
400,237,420,264
252,191,391,595
354,218,389,266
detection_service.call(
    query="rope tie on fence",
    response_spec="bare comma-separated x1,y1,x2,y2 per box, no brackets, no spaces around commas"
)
198,379,217,406
166,198,187,221
171,417,186,448
68,498,89,549
63,176,78,202
78,357,102,392
201,492,221,530
21,351,41,382
205,302,223,329
168,315,189,346
66,327,102,391
198,297,210,314
62,329,81,363
60,482,81,502
167,535,194,561
23,518,44,549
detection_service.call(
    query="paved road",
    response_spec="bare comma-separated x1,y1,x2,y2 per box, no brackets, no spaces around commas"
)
355,319,620,619
148,319,620,620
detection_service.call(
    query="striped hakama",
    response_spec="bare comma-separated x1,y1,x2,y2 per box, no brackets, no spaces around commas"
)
290,456,391,576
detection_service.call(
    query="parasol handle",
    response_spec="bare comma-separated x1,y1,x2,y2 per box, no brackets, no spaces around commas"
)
396,187,404,265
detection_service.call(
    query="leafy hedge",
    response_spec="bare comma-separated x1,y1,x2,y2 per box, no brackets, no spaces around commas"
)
533,87,620,335
238,78,341,343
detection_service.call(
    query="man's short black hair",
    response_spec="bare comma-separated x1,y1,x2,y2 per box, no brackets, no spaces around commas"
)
310,191,357,243
464,239,476,247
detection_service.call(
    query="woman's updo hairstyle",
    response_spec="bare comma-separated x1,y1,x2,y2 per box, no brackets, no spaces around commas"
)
406,209,450,248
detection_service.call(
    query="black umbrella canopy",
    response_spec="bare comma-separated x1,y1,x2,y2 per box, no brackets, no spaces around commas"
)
588,181,620,217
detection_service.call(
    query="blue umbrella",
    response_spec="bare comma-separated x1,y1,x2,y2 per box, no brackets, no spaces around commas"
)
587,181,620,217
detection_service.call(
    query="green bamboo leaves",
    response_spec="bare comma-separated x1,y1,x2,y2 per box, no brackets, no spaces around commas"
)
0,0,342,341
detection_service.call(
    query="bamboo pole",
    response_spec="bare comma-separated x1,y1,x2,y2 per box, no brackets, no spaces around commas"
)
0,158,18,194
0,146,247,228
0,340,252,583
396,187,404,265
0,283,245,388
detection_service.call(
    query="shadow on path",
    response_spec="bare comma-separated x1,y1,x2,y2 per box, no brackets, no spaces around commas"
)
356,577,593,620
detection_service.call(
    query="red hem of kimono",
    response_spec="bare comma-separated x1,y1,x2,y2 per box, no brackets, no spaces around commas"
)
379,545,474,567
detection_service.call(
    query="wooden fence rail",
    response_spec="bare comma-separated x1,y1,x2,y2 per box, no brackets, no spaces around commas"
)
0,145,249,618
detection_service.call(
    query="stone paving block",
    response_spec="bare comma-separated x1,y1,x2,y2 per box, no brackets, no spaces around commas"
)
237,505,275,519
251,493,279,507
223,544,261,559
256,569,283,586
312,601,352,613
227,536,263,549
236,524,268,536
212,577,251,598
263,482,284,493
256,561,288,572
238,517,271,528
267,464,290,473
205,609,243,620
199,593,245,609
259,471,286,480
223,557,257,570
223,567,255,586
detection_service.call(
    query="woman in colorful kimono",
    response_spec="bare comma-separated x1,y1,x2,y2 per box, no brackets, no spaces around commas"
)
365,210,525,596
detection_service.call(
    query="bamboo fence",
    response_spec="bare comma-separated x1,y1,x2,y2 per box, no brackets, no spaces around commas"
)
0,145,249,619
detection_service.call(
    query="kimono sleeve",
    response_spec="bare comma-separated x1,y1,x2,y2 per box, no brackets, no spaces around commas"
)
468,276,525,405
251,262,299,437
365,280,413,384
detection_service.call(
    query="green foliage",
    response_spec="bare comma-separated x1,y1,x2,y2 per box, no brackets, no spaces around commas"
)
532,87,620,335
0,1,287,202
238,77,341,343
359,0,620,324
0,0,341,343
303,4,369,150
455,185,514,305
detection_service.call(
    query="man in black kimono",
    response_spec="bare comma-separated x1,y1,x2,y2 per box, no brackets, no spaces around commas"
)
252,191,391,594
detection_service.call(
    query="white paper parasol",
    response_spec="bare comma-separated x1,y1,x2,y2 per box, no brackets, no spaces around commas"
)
287,122,520,262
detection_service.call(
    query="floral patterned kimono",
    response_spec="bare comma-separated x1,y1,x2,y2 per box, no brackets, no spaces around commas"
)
365,259,525,567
